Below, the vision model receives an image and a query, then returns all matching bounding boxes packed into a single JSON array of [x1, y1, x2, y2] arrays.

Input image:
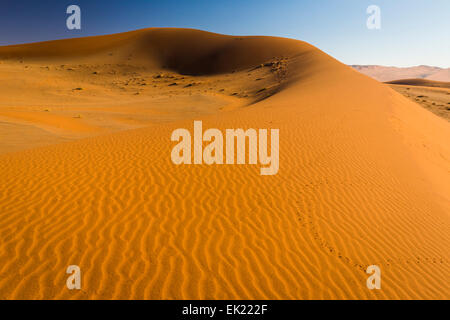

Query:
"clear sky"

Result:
[[0, 0, 448, 67]]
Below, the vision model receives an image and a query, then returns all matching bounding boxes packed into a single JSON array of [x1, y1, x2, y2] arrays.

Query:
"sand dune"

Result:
[[0, 28, 449, 299], [426, 69, 450, 82], [385, 78, 450, 89], [351, 65, 450, 82]]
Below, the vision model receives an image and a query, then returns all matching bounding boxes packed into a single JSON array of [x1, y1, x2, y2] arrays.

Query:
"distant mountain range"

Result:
[[350, 65, 450, 82]]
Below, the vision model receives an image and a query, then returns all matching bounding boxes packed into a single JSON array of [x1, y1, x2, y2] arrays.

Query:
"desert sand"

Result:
[[386, 79, 450, 121], [0, 28, 449, 299]]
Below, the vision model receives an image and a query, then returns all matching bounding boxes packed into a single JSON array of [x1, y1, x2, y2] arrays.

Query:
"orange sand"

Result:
[[0, 28, 449, 299]]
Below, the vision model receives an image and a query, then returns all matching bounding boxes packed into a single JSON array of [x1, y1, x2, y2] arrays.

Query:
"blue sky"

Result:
[[0, 0, 448, 67]]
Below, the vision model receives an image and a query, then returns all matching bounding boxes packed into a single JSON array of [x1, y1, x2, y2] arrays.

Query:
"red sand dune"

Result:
[[0, 28, 449, 299]]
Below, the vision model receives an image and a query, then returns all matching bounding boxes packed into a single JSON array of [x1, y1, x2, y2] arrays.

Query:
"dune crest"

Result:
[[385, 78, 450, 88], [0, 29, 449, 299]]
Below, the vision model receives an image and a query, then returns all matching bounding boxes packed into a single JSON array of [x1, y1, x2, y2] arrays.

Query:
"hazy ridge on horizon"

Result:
[[351, 64, 450, 82]]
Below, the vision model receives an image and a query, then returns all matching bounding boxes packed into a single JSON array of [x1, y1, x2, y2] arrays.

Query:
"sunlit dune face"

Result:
[[0, 29, 449, 300]]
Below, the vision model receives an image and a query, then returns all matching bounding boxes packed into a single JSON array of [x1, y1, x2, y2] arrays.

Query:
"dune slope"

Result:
[[0, 29, 449, 299]]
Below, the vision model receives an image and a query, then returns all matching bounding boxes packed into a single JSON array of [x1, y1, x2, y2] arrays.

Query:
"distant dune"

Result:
[[351, 65, 450, 82], [0, 28, 449, 299], [426, 68, 450, 82], [385, 78, 450, 89]]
